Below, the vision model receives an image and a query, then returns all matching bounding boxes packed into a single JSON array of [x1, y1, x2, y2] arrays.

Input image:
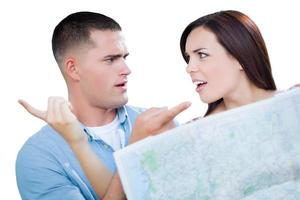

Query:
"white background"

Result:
[[1, 0, 299, 199]]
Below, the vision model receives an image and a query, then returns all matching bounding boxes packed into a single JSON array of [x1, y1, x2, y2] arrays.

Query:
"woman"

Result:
[[19, 10, 297, 199], [181, 10, 277, 117]]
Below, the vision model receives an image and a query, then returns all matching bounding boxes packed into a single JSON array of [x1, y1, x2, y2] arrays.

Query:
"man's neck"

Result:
[[69, 97, 117, 127]]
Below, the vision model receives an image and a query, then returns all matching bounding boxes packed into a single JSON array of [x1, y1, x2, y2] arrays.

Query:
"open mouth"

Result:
[[115, 81, 128, 91], [193, 80, 207, 91], [115, 79, 128, 87], [115, 82, 126, 87]]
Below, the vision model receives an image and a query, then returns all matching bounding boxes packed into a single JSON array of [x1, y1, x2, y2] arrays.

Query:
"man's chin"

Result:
[[112, 97, 128, 108]]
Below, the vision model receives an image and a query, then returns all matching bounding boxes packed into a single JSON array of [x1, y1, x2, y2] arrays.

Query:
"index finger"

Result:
[[159, 101, 191, 124], [18, 99, 46, 121]]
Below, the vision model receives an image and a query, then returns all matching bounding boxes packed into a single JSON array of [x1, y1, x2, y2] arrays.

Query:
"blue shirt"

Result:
[[16, 105, 144, 200]]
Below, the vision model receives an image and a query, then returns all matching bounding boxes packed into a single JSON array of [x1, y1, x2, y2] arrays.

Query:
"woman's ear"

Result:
[[235, 60, 244, 71], [64, 57, 80, 81], [230, 55, 244, 71]]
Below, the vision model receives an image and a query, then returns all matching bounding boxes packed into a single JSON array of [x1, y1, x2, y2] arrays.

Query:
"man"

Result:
[[16, 11, 189, 200], [16, 11, 139, 200]]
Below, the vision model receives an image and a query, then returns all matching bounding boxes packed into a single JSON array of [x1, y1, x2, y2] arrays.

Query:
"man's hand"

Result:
[[18, 97, 87, 145], [129, 101, 191, 144]]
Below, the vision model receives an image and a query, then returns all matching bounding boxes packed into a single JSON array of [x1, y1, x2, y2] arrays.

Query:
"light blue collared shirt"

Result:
[[16, 105, 144, 200]]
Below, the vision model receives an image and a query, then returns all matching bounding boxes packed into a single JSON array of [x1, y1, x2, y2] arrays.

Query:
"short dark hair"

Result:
[[180, 10, 276, 116], [52, 11, 121, 65]]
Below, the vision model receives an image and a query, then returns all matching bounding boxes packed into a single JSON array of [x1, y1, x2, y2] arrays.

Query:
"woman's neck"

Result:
[[223, 87, 276, 110], [211, 86, 276, 115]]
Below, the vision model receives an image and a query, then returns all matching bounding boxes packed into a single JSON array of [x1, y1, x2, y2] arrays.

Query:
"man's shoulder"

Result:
[[17, 125, 67, 162], [20, 125, 60, 147], [15, 126, 89, 200]]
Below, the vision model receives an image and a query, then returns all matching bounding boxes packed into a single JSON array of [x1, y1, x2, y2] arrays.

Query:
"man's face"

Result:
[[76, 30, 131, 109]]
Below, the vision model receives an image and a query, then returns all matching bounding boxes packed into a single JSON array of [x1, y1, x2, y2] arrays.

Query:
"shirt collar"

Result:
[[81, 105, 129, 141], [116, 105, 128, 124]]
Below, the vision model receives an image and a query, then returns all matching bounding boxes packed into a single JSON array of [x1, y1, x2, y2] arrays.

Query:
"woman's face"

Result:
[[185, 27, 243, 103]]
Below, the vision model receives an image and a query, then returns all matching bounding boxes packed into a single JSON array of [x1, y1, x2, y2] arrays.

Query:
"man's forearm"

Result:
[[103, 173, 126, 200], [70, 140, 113, 198]]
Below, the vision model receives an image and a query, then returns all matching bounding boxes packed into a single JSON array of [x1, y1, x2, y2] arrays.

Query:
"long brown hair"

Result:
[[180, 10, 276, 116]]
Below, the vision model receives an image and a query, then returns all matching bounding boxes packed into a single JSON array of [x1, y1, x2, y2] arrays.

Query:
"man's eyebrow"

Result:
[[103, 53, 129, 59]]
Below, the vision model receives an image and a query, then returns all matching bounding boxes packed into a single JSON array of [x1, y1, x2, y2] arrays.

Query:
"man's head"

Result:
[[52, 11, 122, 67], [52, 11, 131, 110]]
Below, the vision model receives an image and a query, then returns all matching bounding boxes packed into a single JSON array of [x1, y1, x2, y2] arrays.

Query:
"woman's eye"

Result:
[[198, 52, 208, 59]]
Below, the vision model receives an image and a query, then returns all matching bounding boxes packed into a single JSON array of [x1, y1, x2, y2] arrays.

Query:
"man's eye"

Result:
[[105, 58, 115, 63]]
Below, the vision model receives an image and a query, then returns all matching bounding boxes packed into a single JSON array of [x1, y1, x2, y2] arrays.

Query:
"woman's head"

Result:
[[180, 10, 276, 115]]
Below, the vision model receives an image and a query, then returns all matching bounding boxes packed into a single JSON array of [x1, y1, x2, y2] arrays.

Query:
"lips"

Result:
[[115, 82, 127, 87], [114, 80, 128, 92], [115, 80, 127, 87], [192, 79, 207, 92]]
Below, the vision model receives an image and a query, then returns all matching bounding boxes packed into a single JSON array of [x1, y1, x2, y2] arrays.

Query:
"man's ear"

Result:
[[64, 57, 80, 81]]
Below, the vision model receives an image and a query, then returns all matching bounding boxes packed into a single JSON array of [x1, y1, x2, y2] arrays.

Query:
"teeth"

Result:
[[193, 80, 206, 86]]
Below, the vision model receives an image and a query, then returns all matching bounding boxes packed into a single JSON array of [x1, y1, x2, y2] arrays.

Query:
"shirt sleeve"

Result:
[[16, 142, 89, 200]]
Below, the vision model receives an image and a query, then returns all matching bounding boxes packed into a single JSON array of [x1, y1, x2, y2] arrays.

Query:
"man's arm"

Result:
[[19, 97, 190, 199], [18, 97, 113, 198], [102, 102, 192, 199]]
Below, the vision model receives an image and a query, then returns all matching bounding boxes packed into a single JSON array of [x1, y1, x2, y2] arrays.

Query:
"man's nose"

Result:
[[120, 61, 131, 76]]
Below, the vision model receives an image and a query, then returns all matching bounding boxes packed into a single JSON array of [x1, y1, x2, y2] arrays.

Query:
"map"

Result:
[[114, 89, 300, 200]]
